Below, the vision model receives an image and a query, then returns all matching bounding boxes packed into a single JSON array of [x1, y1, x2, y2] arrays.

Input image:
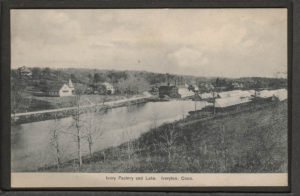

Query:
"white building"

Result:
[[103, 82, 115, 95], [44, 79, 75, 97], [199, 92, 215, 99], [274, 89, 288, 101], [215, 96, 252, 108], [68, 79, 75, 94], [178, 88, 194, 98], [217, 90, 255, 99], [18, 66, 32, 77], [257, 89, 287, 101], [192, 84, 199, 92]]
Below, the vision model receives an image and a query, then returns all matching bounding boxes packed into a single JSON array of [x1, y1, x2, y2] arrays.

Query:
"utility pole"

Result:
[[194, 94, 197, 112], [222, 124, 227, 172], [213, 91, 216, 115]]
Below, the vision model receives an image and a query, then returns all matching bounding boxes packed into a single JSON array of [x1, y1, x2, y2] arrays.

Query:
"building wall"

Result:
[[159, 86, 180, 98], [45, 91, 59, 97], [103, 83, 115, 94], [59, 84, 73, 97], [107, 86, 115, 94]]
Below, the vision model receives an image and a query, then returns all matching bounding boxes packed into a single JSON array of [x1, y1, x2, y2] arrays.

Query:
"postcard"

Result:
[[10, 8, 288, 188]]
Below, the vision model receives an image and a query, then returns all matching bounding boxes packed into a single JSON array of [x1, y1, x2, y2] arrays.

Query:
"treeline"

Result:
[[199, 77, 287, 92], [11, 67, 287, 109], [12, 67, 287, 92], [11, 68, 187, 95], [234, 77, 287, 90]]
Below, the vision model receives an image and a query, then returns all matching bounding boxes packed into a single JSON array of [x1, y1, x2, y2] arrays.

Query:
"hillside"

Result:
[[40, 100, 288, 173], [11, 67, 287, 113]]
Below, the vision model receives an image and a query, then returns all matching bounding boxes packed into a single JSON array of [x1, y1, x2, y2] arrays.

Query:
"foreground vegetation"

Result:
[[40, 100, 288, 173]]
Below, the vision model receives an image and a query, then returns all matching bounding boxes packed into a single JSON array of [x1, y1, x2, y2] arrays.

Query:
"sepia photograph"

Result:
[[10, 8, 288, 187]]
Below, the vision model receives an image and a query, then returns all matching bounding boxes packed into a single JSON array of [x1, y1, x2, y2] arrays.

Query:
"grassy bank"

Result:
[[12, 92, 149, 114], [41, 101, 288, 173], [11, 96, 156, 125]]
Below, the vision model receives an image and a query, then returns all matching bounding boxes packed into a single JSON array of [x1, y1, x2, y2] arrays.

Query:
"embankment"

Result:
[[40, 100, 288, 173], [11, 97, 158, 125]]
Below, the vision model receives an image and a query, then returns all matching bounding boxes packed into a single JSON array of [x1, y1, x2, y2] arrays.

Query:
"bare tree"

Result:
[[101, 91, 108, 106], [193, 92, 201, 113], [150, 108, 159, 130], [121, 128, 136, 161], [180, 103, 185, 120], [120, 115, 139, 161], [116, 75, 150, 96], [49, 116, 62, 169], [71, 94, 83, 168], [155, 123, 179, 162], [194, 96, 197, 112], [86, 133, 93, 158], [220, 124, 227, 172], [82, 113, 104, 158], [69, 85, 89, 168], [213, 91, 217, 115], [11, 81, 32, 114]]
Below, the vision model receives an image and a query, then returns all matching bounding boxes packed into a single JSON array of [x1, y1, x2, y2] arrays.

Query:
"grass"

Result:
[[12, 93, 145, 113], [41, 100, 288, 173]]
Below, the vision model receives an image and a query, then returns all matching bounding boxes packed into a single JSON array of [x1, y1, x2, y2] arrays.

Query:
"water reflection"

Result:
[[11, 100, 208, 171]]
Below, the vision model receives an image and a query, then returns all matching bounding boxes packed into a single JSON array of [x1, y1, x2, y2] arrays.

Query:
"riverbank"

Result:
[[11, 95, 159, 125], [39, 100, 288, 173]]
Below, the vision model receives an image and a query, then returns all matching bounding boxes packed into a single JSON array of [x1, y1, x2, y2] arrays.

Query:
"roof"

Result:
[[257, 89, 281, 98], [192, 85, 199, 91], [43, 82, 66, 92], [103, 82, 114, 88], [178, 88, 194, 98], [18, 66, 31, 73], [274, 89, 287, 101], [218, 90, 242, 98], [257, 89, 287, 101], [215, 96, 251, 108], [159, 85, 178, 90], [218, 90, 254, 98], [68, 79, 74, 88], [199, 92, 214, 99]]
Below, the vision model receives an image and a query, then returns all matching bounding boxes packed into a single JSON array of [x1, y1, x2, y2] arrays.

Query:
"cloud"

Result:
[[11, 9, 287, 78], [167, 47, 208, 68]]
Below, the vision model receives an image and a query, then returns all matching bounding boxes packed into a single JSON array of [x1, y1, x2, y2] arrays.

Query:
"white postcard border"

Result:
[[11, 173, 288, 188]]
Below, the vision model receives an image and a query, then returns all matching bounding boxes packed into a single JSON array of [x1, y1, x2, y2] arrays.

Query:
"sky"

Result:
[[11, 9, 287, 78]]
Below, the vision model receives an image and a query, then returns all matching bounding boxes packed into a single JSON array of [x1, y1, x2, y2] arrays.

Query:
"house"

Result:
[[103, 82, 115, 95], [192, 85, 199, 92], [187, 84, 199, 92], [18, 66, 32, 78], [43, 79, 75, 97], [150, 85, 159, 95], [232, 82, 244, 89], [274, 89, 287, 101], [256, 89, 287, 101], [68, 79, 75, 94], [87, 82, 115, 95], [198, 83, 215, 93], [199, 92, 215, 99], [159, 85, 181, 98], [178, 87, 194, 98]]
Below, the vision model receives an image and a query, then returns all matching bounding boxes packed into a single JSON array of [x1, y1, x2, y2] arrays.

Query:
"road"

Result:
[[11, 94, 152, 117]]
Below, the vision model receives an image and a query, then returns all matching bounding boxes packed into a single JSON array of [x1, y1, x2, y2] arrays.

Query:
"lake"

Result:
[[11, 100, 210, 171]]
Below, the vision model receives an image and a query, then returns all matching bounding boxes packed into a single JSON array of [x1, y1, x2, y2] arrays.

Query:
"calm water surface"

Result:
[[11, 100, 210, 171]]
